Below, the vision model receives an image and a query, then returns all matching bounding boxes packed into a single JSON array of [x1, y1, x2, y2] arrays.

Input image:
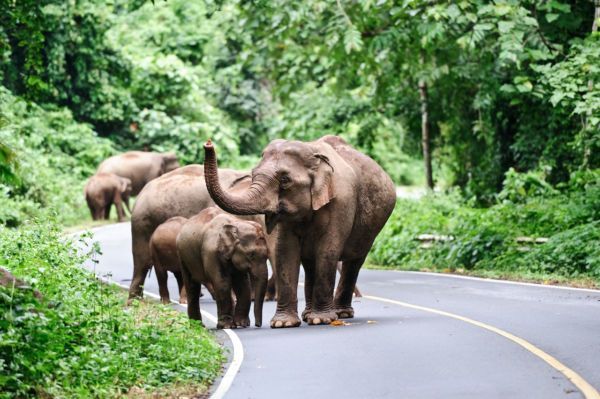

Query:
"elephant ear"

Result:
[[310, 153, 335, 211], [217, 224, 239, 261]]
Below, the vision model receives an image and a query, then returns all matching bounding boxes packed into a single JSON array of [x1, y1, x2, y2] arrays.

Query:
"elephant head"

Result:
[[204, 139, 335, 234], [217, 220, 269, 327], [161, 153, 180, 174]]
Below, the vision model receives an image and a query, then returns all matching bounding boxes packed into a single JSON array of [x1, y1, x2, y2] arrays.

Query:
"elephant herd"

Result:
[[85, 135, 395, 329]]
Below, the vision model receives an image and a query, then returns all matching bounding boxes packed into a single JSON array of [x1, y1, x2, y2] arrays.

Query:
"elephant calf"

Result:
[[177, 207, 268, 329], [84, 173, 132, 222], [149, 216, 189, 304]]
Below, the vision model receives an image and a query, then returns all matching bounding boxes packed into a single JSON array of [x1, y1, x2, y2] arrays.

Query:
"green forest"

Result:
[[1, 0, 599, 397]]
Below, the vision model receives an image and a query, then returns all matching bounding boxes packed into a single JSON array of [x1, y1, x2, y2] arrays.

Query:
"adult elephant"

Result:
[[97, 151, 180, 195], [127, 165, 277, 302], [203, 135, 396, 328]]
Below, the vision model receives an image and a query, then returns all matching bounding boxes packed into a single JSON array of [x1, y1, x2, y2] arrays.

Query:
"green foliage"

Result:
[[221, 0, 598, 198], [0, 0, 137, 135], [0, 222, 223, 398], [0, 87, 114, 226], [370, 169, 600, 279]]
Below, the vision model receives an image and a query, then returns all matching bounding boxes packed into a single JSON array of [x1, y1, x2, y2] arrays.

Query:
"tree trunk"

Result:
[[418, 78, 434, 190]]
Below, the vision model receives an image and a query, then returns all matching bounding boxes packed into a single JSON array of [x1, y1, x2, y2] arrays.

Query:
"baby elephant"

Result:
[[177, 207, 268, 329], [85, 173, 132, 222], [149, 217, 189, 304]]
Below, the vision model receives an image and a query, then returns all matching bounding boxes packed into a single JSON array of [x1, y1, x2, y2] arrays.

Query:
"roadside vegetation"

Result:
[[371, 169, 600, 286], [0, 0, 599, 396], [0, 223, 223, 398]]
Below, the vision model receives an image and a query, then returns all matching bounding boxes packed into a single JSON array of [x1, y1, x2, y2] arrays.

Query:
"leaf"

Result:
[[446, 4, 461, 20], [545, 13, 559, 23], [498, 21, 514, 34], [344, 25, 363, 54], [330, 320, 351, 326]]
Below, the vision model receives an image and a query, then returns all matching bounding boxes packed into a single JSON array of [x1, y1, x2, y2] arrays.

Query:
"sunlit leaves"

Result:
[[344, 25, 363, 53]]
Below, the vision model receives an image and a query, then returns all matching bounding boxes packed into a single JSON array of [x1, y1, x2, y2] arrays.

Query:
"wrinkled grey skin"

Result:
[[177, 207, 269, 329], [149, 216, 189, 304], [127, 165, 277, 302], [97, 151, 180, 195], [84, 173, 132, 222], [203, 135, 395, 328]]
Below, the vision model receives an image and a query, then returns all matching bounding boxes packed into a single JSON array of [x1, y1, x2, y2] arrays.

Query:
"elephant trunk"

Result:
[[252, 264, 268, 327], [204, 140, 272, 215]]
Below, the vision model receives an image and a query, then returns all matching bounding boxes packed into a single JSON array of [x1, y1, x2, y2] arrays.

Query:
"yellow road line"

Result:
[[363, 294, 600, 399]]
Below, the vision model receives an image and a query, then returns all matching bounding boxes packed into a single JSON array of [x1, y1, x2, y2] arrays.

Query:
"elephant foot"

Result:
[[335, 306, 354, 319], [217, 316, 236, 329], [301, 306, 312, 322], [270, 312, 301, 328], [305, 310, 338, 325], [125, 296, 141, 307], [160, 297, 170, 305], [234, 316, 250, 328]]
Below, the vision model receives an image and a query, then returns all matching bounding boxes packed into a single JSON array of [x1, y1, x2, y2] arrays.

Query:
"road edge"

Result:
[[69, 223, 243, 399], [378, 269, 600, 293]]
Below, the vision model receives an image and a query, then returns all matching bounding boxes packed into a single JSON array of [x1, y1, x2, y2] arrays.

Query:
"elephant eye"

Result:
[[280, 175, 291, 187]]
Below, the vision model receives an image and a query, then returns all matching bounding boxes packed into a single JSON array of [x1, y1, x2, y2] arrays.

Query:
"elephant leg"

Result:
[[215, 285, 236, 329], [301, 258, 316, 322], [333, 256, 366, 318], [266, 275, 276, 301], [232, 272, 251, 328], [265, 237, 277, 301], [124, 196, 132, 215], [304, 253, 339, 325], [271, 229, 302, 328], [155, 266, 170, 304], [104, 202, 112, 220], [336, 261, 362, 297], [174, 272, 187, 304], [204, 282, 216, 300], [113, 192, 126, 222], [181, 264, 202, 322], [127, 231, 152, 302]]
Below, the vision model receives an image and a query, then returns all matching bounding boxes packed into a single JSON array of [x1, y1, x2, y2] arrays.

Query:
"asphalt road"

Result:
[[80, 222, 600, 399]]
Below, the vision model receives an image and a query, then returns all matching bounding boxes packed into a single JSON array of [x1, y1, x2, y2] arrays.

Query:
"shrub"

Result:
[[0, 222, 223, 398], [370, 169, 600, 280]]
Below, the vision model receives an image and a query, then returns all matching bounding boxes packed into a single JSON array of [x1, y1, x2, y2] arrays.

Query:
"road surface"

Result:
[[81, 222, 600, 399]]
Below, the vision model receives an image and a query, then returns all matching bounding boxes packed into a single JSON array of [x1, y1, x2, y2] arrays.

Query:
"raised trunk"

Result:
[[204, 141, 271, 215], [252, 266, 268, 327]]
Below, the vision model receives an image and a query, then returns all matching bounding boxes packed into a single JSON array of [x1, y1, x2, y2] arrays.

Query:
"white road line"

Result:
[[364, 294, 600, 399], [109, 279, 244, 399], [378, 269, 600, 294], [70, 225, 243, 399]]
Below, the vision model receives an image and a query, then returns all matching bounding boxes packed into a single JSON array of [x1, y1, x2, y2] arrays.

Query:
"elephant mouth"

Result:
[[265, 212, 280, 234]]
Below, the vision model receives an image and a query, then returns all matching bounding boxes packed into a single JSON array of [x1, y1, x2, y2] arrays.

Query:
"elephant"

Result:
[[203, 135, 396, 328], [177, 207, 269, 328], [337, 262, 362, 298], [84, 173, 132, 222], [127, 165, 277, 302], [97, 151, 180, 195], [149, 216, 189, 304]]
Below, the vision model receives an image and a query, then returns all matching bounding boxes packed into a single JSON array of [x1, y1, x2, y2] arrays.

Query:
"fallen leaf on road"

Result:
[[330, 320, 351, 326], [367, 320, 377, 324]]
